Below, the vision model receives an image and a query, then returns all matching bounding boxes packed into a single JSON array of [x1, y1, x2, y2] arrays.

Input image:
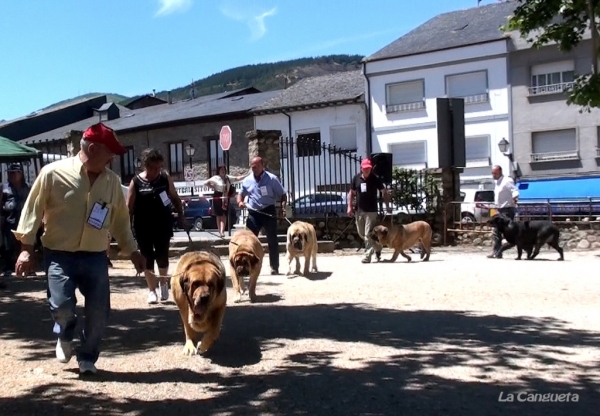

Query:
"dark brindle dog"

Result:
[[488, 214, 564, 261]]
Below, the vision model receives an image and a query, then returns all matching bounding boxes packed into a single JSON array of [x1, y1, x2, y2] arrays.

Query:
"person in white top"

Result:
[[488, 165, 519, 258], [205, 165, 248, 237]]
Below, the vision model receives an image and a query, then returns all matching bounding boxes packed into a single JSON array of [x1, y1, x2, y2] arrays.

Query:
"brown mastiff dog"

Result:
[[370, 221, 432, 263], [286, 220, 318, 276], [228, 229, 264, 303], [171, 251, 227, 356]]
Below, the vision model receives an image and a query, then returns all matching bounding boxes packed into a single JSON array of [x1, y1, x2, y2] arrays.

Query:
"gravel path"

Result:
[[1, 247, 599, 415]]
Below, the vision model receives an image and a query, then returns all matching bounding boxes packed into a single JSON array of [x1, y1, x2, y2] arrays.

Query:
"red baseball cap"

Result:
[[82, 123, 127, 156], [361, 158, 373, 169]]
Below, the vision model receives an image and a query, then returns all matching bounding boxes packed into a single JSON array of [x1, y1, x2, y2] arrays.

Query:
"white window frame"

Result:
[[329, 124, 357, 152], [465, 135, 491, 168], [121, 146, 135, 176], [169, 142, 184, 174], [529, 60, 575, 96], [388, 140, 428, 170], [445, 70, 489, 105], [385, 79, 425, 113], [530, 128, 579, 163]]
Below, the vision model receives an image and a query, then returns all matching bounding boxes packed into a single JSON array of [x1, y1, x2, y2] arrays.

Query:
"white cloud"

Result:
[[220, 5, 277, 41], [155, 0, 192, 17]]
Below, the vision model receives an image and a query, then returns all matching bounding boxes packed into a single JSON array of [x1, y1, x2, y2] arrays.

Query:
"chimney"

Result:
[[152, 89, 156, 97], [167, 91, 172, 104]]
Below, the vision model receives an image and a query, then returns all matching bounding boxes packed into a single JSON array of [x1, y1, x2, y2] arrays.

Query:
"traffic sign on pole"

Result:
[[219, 125, 232, 151]]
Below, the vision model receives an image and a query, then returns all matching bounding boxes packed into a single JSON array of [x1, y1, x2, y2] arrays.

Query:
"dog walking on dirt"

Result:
[[370, 220, 432, 263]]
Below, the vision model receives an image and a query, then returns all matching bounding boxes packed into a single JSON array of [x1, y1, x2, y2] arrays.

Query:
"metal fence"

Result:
[[279, 136, 362, 218]]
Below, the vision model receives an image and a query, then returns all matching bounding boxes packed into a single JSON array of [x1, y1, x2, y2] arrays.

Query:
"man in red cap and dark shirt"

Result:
[[348, 158, 391, 263], [13, 122, 145, 375]]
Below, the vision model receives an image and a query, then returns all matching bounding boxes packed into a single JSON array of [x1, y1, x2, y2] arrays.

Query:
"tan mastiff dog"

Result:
[[171, 251, 227, 356], [285, 220, 318, 276], [370, 221, 432, 263], [228, 229, 264, 303]]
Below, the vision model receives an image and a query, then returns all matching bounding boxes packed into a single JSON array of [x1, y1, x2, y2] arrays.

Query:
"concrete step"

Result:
[[205, 240, 335, 257], [170, 233, 288, 248]]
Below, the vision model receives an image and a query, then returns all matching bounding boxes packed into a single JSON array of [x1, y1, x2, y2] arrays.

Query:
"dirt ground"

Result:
[[0, 246, 599, 416]]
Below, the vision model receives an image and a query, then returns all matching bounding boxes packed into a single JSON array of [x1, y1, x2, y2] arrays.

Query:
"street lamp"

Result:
[[185, 144, 195, 196], [497, 137, 510, 154], [497, 137, 517, 181]]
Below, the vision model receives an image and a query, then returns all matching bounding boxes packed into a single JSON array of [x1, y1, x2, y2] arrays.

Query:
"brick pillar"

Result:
[[246, 129, 282, 177], [65, 130, 83, 157]]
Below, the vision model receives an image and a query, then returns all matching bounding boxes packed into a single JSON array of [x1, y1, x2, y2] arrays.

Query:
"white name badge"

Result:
[[87, 202, 109, 230], [360, 183, 367, 193], [159, 191, 171, 206], [260, 186, 268, 196]]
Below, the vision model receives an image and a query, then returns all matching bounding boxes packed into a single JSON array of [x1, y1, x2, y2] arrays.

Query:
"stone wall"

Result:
[[453, 221, 600, 250]]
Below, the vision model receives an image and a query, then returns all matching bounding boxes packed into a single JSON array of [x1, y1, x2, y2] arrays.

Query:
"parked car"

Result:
[[460, 189, 496, 223], [182, 197, 214, 231], [290, 191, 348, 218]]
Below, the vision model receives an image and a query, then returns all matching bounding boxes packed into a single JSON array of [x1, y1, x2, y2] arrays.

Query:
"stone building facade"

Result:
[[112, 116, 255, 183]]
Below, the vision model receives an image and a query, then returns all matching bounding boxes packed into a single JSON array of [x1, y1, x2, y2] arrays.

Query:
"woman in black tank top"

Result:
[[126, 148, 185, 305]]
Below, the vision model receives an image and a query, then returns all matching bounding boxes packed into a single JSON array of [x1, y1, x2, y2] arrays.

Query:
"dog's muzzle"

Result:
[[293, 238, 303, 251], [193, 293, 210, 317], [235, 264, 250, 276]]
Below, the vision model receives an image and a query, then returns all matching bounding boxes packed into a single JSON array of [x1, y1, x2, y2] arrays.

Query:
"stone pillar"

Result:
[[246, 129, 282, 177], [64, 130, 83, 157]]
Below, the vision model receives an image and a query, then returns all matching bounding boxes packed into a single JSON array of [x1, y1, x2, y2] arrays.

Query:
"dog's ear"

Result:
[[302, 233, 308, 242], [179, 274, 190, 293], [215, 274, 225, 294], [249, 254, 260, 266], [382, 228, 388, 235]]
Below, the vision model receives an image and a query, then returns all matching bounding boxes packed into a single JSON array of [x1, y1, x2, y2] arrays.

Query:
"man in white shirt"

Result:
[[488, 165, 519, 259]]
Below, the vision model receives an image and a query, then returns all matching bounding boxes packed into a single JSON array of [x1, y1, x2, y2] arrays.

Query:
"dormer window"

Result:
[[93, 102, 120, 122]]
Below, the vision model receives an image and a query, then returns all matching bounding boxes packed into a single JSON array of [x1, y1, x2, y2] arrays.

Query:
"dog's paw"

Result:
[[249, 292, 257, 303], [233, 293, 242, 303], [286, 270, 293, 276], [515, 257, 521, 260], [197, 341, 210, 354], [182, 340, 197, 356], [311, 267, 318, 273], [557, 257, 564, 261]]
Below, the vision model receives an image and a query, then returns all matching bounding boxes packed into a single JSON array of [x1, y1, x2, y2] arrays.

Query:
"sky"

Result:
[[0, 0, 497, 122]]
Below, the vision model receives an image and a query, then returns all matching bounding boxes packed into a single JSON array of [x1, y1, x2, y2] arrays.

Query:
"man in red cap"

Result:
[[13, 122, 145, 375], [348, 158, 391, 263]]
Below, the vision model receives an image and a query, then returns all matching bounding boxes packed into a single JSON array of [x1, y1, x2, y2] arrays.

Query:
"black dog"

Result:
[[488, 214, 564, 261]]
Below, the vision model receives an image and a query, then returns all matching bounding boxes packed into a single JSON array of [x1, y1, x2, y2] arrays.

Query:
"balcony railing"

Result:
[[528, 82, 574, 96], [530, 150, 579, 163], [386, 100, 425, 113]]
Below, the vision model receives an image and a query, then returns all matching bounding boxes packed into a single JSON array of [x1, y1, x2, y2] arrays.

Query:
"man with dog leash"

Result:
[[237, 156, 287, 275], [13, 123, 145, 375], [348, 158, 391, 264], [488, 165, 519, 259]]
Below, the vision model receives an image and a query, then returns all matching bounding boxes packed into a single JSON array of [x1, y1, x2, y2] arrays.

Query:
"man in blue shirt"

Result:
[[238, 157, 287, 275]]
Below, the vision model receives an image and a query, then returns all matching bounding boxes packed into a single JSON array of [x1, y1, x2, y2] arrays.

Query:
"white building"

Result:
[[252, 70, 367, 199], [363, 2, 516, 190]]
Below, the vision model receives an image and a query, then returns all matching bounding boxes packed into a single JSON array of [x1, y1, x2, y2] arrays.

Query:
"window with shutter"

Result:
[[465, 136, 491, 167], [120, 146, 136, 183], [169, 142, 184, 174], [330, 125, 357, 151], [386, 80, 425, 113], [530, 129, 579, 162], [389, 141, 427, 169], [446, 71, 488, 104]]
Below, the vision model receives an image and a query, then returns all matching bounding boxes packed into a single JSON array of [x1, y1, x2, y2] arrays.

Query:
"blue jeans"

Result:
[[246, 205, 279, 271], [44, 248, 110, 364]]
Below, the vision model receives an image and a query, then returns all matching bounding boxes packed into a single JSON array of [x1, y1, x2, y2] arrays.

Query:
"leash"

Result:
[[246, 206, 293, 225]]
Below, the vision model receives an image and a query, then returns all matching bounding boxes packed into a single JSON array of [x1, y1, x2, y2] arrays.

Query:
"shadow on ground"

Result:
[[1, 277, 599, 415]]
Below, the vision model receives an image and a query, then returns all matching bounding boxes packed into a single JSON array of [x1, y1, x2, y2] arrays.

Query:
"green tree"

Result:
[[502, 0, 600, 112]]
